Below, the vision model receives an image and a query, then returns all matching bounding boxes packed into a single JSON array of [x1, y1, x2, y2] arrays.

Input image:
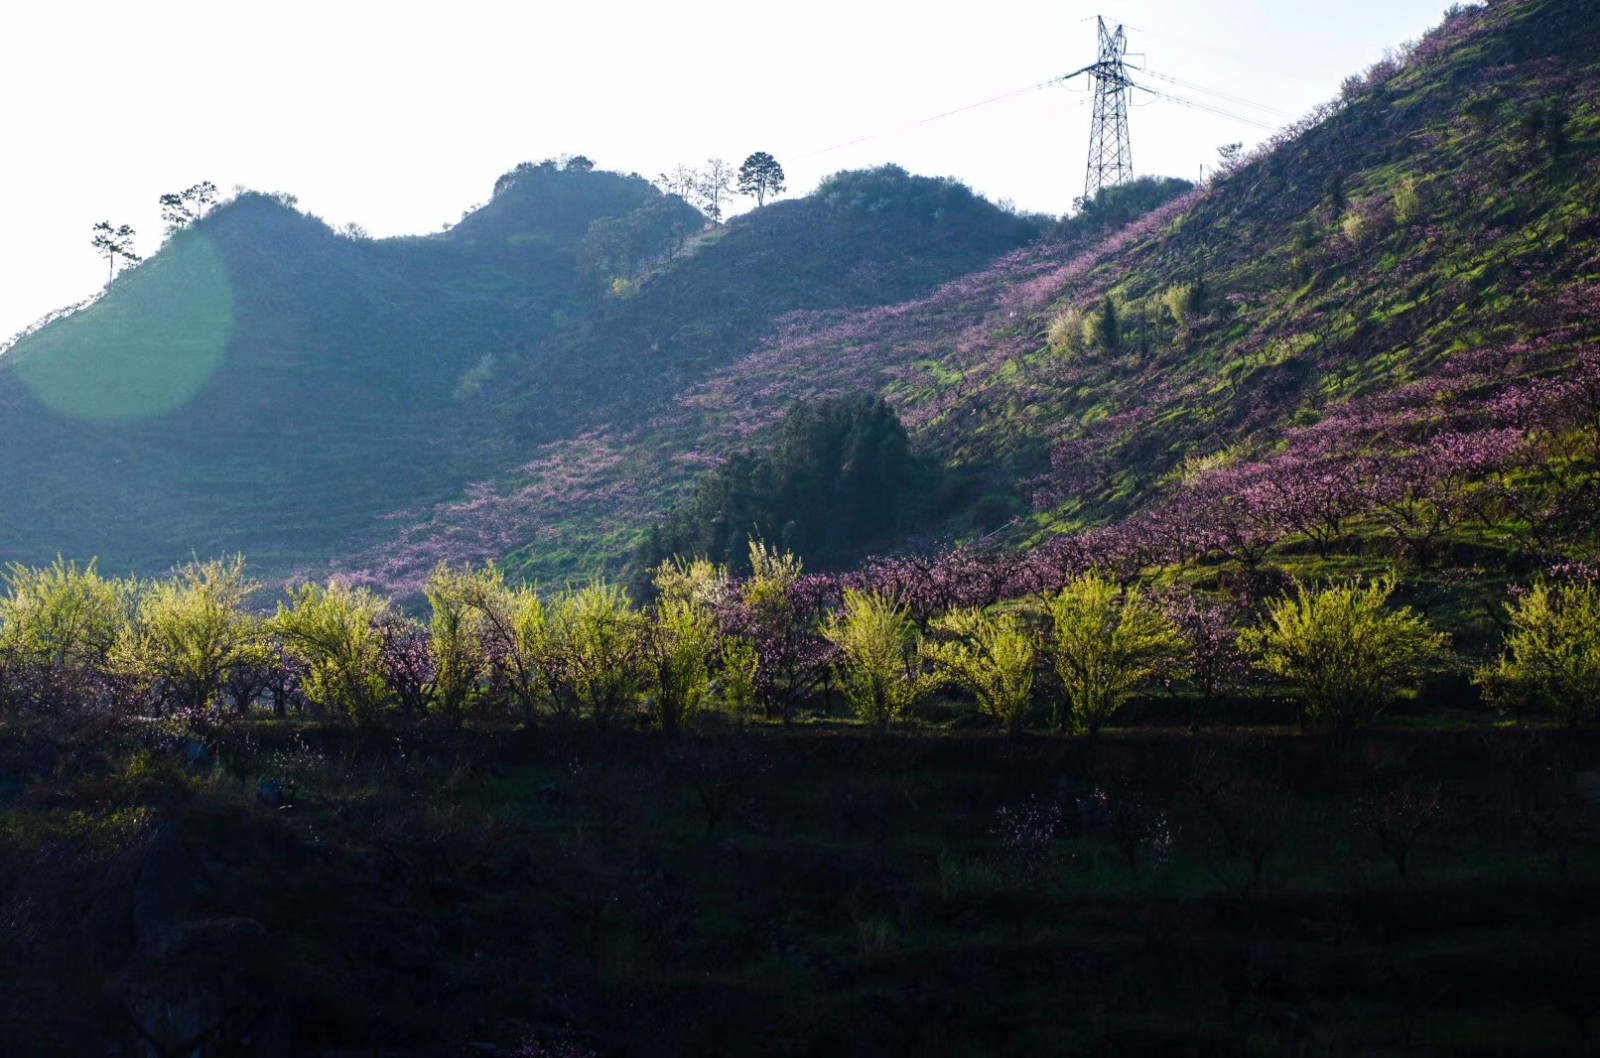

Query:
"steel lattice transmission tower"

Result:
[[1083, 16, 1134, 202]]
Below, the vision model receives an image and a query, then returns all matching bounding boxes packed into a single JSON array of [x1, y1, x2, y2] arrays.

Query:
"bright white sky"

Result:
[[1, 0, 1464, 342]]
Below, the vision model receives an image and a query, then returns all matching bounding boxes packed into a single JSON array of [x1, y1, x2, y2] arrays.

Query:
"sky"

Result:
[[0, 0, 1467, 343]]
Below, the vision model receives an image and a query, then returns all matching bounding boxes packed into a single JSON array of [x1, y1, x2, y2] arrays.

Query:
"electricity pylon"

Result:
[[1082, 16, 1134, 202]]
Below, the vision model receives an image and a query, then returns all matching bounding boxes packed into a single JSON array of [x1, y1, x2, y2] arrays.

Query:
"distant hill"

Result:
[[495, 164, 1043, 445], [0, 162, 1040, 578]]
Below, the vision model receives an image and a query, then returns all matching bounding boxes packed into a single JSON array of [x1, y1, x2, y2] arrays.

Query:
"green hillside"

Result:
[[887, 0, 1600, 523], [0, 164, 1038, 577], [4, 0, 1595, 599], [499, 166, 1043, 446], [0, 168, 655, 571], [358, 0, 1599, 594]]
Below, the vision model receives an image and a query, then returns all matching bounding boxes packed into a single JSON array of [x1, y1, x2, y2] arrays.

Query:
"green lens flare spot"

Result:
[[12, 232, 234, 421]]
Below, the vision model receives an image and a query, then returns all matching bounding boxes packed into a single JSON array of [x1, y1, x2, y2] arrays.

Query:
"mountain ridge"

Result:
[[0, 163, 1039, 579]]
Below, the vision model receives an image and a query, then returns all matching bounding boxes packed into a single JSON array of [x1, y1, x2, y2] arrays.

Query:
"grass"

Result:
[[2, 706, 1597, 1055]]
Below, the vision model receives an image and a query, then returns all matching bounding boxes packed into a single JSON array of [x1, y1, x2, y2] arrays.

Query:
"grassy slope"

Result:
[[364, 0, 1600, 594], [498, 168, 1043, 446], [756, 0, 1600, 543], [907, 0, 1600, 528], [361, 3, 1586, 591], [346, 171, 1047, 591]]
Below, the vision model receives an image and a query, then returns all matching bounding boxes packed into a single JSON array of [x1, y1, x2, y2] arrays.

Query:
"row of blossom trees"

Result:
[[1, 545, 1595, 736]]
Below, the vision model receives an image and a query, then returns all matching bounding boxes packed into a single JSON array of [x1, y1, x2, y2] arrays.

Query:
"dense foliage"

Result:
[[822, 589, 925, 735], [1240, 576, 1450, 731], [9, 545, 1599, 737], [1042, 571, 1182, 735], [640, 394, 937, 573], [923, 607, 1036, 735], [1476, 577, 1600, 723], [1059, 175, 1196, 238]]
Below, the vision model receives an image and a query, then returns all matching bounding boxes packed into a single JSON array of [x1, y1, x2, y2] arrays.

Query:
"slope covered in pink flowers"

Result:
[[354, 0, 1600, 595]]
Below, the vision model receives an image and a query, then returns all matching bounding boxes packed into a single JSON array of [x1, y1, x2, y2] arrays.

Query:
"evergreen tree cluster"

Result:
[[642, 394, 936, 572], [1060, 176, 1195, 238]]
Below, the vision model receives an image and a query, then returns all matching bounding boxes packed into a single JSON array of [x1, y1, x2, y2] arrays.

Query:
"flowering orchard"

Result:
[[9, 535, 1600, 737], [341, 0, 1600, 608]]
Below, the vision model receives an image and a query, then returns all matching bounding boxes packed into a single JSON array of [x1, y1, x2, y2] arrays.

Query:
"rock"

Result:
[[1575, 770, 1600, 809], [116, 918, 277, 1058], [80, 828, 285, 1056], [82, 824, 200, 974]]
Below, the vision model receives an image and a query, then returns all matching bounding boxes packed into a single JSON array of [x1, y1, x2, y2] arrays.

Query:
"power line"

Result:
[[1112, 20, 1332, 91], [1138, 68, 1294, 118], [1127, 80, 1280, 132], [782, 21, 1287, 184], [789, 79, 1059, 162]]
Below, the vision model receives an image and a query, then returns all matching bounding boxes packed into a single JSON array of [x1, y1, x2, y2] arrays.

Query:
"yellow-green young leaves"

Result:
[[1240, 577, 1448, 731], [450, 566, 565, 726], [1043, 571, 1181, 735], [0, 556, 133, 676], [652, 556, 732, 610], [743, 539, 803, 622], [643, 597, 717, 734], [1045, 306, 1086, 359], [1474, 579, 1600, 724], [1164, 282, 1200, 329], [718, 637, 761, 728], [648, 558, 733, 732], [824, 589, 925, 734], [271, 580, 391, 726], [424, 563, 493, 723], [924, 609, 1036, 735], [564, 582, 648, 730], [115, 555, 262, 712]]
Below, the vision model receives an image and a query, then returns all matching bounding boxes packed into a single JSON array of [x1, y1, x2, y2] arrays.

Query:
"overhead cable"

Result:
[[789, 79, 1060, 161], [1138, 68, 1295, 118]]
